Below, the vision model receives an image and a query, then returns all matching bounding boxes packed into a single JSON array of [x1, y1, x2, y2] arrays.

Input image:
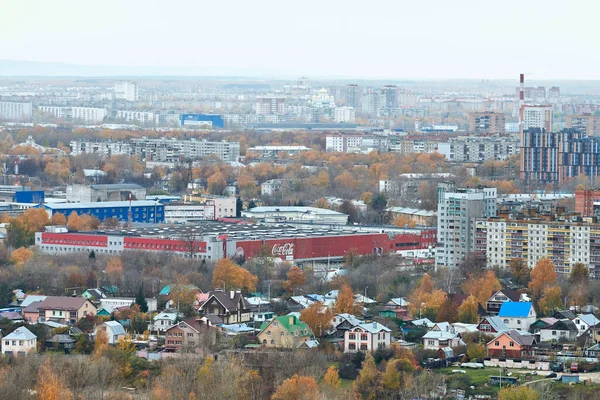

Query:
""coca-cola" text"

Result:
[[272, 243, 294, 256]]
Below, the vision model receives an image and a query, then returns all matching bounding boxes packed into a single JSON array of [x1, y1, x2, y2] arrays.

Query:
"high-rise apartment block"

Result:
[[344, 84, 361, 108], [255, 96, 286, 115], [334, 107, 356, 123], [71, 107, 108, 123], [448, 136, 518, 162], [521, 129, 600, 184], [325, 134, 387, 154], [520, 105, 553, 132], [436, 183, 497, 269], [566, 114, 600, 137], [475, 216, 600, 277], [468, 112, 506, 134], [114, 82, 139, 101], [0, 101, 32, 121]]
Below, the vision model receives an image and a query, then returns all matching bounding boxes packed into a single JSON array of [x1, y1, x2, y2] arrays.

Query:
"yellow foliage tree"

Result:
[[283, 266, 306, 294], [498, 386, 539, 400], [92, 328, 109, 359], [323, 366, 341, 388], [392, 215, 416, 228], [51, 212, 67, 226], [529, 258, 557, 300], [539, 286, 563, 316], [462, 270, 502, 306], [271, 374, 320, 400], [19, 208, 50, 232], [212, 258, 257, 292], [300, 301, 333, 338], [382, 358, 401, 391], [457, 295, 480, 324], [409, 274, 447, 318], [67, 211, 85, 230], [106, 257, 124, 285], [314, 197, 330, 209], [11, 247, 33, 266], [36, 359, 73, 400], [335, 283, 358, 314], [353, 353, 380, 400]]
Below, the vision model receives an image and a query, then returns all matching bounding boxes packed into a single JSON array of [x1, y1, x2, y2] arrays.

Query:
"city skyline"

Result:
[[2, 0, 599, 79]]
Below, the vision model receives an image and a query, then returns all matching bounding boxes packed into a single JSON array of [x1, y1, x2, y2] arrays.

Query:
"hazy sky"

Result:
[[2, 0, 599, 79]]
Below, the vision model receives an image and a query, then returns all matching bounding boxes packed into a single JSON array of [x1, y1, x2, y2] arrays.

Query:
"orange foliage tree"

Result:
[[335, 283, 358, 314], [271, 374, 320, 400], [408, 274, 447, 319], [67, 211, 84, 230], [462, 270, 502, 306], [11, 247, 33, 266], [300, 301, 333, 338], [212, 258, 257, 292], [539, 286, 562, 316], [283, 266, 306, 294], [323, 366, 341, 388], [528, 258, 557, 300], [19, 208, 50, 233], [36, 360, 73, 400], [51, 212, 67, 225], [105, 257, 124, 285]]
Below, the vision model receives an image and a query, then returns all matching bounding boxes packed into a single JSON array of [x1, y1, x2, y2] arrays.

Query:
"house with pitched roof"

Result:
[[258, 313, 312, 348], [422, 330, 463, 350], [37, 296, 97, 325], [94, 321, 126, 344], [497, 302, 536, 332], [477, 316, 510, 335], [486, 289, 524, 315], [1, 327, 37, 356], [573, 314, 600, 336], [198, 290, 252, 324], [344, 321, 392, 353], [149, 312, 178, 333], [539, 320, 578, 343], [164, 319, 217, 352], [487, 330, 536, 358]]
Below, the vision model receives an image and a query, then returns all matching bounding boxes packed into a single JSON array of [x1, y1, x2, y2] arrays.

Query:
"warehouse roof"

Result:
[[244, 206, 345, 216], [44, 200, 161, 209], [89, 184, 144, 190]]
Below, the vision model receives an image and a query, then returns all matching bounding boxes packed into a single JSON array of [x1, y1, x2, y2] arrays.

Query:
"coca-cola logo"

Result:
[[272, 243, 294, 256]]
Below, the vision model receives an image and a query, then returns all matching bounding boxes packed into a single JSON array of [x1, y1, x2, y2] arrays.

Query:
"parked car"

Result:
[[547, 372, 557, 379], [570, 363, 579, 373]]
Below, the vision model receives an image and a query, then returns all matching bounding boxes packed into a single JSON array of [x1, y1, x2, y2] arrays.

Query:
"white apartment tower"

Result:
[[0, 101, 33, 121], [436, 183, 497, 269], [256, 96, 286, 115], [521, 105, 553, 132], [114, 82, 139, 102]]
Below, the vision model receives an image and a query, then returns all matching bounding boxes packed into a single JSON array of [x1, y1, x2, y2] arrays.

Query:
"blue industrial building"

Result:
[[14, 190, 45, 203], [180, 114, 224, 129], [44, 200, 164, 223]]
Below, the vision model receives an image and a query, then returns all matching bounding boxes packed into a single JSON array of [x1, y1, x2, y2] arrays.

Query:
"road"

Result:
[[513, 369, 600, 384]]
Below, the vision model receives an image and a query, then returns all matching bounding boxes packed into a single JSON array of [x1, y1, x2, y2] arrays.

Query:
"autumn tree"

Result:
[[436, 297, 458, 323], [382, 358, 401, 392], [36, 359, 73, 400], [353, 353, 380, 400], [462, 270, 502, 306], [10, 247, 33, 266], [569, 263, 590, 308], [283, 266, 306, 294], [169, 277, 198, 316], [300, 301, 333, 337], [392, 215, 416, 228], [51, 212, 67, 226], [529, 258, 557, 300], [323, 366, 341, 388], [335, 283, 358, 315], [92, 327, 109, 359], [271, 374, 320, 400], [457, 295, 480, 324], [207, 172, 227, 195], [539, 286, 563, 316], [19, 207, 50, 233], [212, 258, 257, 292], [509, 258, 530, 286], [409, 274, 447, 320], [67, 211, 85, 230], [105, 257, 124, 286]]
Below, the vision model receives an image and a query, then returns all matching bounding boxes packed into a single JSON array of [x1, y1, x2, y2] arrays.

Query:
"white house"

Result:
[[1, 327, 37, 356], [422, 331, 463, 350], [538, 320, 578, 343], [94, 321, 126, 345], [344, 322, 391, 353], [573, 314, 600, 336], [99, 297, 158, 314], [497, 302, 536, 332], [149, 312, 178, 333]]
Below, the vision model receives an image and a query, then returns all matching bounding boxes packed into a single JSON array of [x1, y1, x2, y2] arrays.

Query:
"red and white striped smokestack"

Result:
[[519, 73, 524, 101]]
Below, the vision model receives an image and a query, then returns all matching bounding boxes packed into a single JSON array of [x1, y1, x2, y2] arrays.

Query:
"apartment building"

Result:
[[566, 114, 600, 137], [71, 107, 108, 123], [575, 188, 600, 217], [130, 137, 240, 162], [468, 112, 506, 134], [521, 105, 553, 132], [325, 134, 387, 154], [521, 128, 600, 184], [38, 105, 70, 119], [436, 183, 497, 269], [449, 136, 518, 162], [255, 96, 286, 115], [114, 81, 139, 102], [334, 106, 356, 123], [474, 215, 600, 277], [0, 101, 32, 121], [116, 110, 155, 124], [70, 140, 132, 157]]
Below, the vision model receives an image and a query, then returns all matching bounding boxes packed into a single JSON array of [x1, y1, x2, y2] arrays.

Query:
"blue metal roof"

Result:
[[498, 302, 532, 318]]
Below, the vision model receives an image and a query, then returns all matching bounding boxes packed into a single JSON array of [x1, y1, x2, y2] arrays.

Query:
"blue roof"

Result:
[[498, 302, 532, 318]]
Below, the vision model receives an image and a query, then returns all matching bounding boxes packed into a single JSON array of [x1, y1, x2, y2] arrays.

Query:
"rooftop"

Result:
[[4, 327, 36, 341], [44, 200, 160, 209], [498, 302, 532, 318], [244, 206, 345, 216]]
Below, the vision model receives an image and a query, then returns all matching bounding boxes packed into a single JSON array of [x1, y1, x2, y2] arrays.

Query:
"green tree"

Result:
[[353, 353, 380, 400], [498, 386, 539, 400], [135, 286, 149, 313]]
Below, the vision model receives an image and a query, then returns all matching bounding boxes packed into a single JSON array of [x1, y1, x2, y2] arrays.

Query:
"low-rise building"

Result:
[[1, 327, 37, 356], [497, 302, 536, 332], [36, 296, 97, 325], [486, 290, 524, 316], [165, 319, 216, 352], [539, 320, 578, 343], [149, 312, 178, 333], [487, 330, 536, 358], [198, 290, 252, 324], [258, 313, 312, 348], [94, 321, 126, 344], [422, 330, 463, 350], [242, 206, 348, 225], [344, 321, 392, 352], [573, 314, 600, 336], [66, 184, 147, 203]]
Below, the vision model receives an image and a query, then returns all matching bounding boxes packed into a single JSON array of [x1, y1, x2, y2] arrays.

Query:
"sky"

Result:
[[2, 0, 599, 79]]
